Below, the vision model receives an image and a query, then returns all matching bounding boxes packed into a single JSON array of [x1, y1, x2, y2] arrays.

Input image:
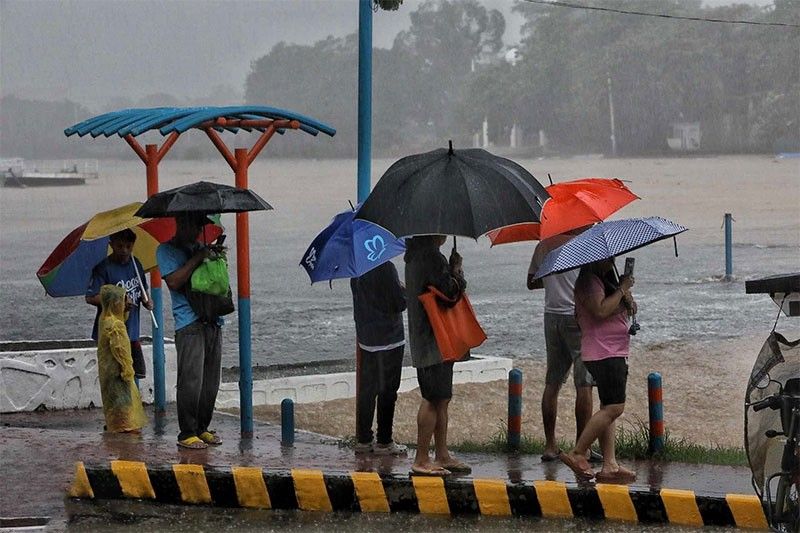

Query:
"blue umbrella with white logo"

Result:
[[533, 216, 688, 279], [300, 204, 406, 283]]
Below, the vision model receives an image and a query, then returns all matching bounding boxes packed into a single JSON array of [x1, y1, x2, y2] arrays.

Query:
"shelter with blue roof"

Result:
[[65, 106, 335, 436]]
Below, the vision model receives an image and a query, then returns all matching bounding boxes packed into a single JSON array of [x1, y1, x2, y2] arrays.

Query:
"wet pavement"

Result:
[[0, 404, 755, 528]]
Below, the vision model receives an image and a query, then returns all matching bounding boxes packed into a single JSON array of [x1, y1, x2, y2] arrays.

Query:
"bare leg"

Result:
[[432, 399, 450, 463], [541, 382, 561, 456], [598, 419, 618, 473], [575, 385, 594, 455], [564, 403, 624, 470], [413, 399, 438, 469]]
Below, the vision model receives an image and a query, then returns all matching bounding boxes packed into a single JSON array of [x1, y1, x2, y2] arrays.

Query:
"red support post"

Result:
[[235, 148, 251, 299]]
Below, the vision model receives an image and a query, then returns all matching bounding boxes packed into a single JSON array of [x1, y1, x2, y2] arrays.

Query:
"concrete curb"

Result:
[[68, 461, 769, 529]]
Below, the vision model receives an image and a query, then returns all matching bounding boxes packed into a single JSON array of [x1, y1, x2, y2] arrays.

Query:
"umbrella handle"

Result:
[[132, 259, 158, 330]]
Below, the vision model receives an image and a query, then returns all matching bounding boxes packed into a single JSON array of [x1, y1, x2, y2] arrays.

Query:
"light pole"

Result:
[[607, 72, 617, 157]]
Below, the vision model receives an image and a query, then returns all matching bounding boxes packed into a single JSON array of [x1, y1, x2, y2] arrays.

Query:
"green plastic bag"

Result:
[[191, 255, 230, 296]]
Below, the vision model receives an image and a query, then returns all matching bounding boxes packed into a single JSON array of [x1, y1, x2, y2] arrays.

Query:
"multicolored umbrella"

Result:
[[37, 202, 222, 297], [487, 178, 639, 245]]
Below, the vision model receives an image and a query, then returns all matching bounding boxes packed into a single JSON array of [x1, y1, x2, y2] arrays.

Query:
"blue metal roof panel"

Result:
[[65, 106, 335, 139]]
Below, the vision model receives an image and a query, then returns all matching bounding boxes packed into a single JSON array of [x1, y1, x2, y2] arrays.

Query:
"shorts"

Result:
[[130, 340, 146, 379], [544, 313, 593, 387], [584, 357, 628, 406], [416, 362, 454, 401]]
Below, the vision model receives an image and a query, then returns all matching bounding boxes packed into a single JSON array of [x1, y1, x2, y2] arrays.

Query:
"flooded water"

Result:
[[1, 155, 798, 368]]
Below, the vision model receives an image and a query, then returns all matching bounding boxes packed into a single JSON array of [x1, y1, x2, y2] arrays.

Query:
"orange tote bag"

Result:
[[418, 285, 487, 362]]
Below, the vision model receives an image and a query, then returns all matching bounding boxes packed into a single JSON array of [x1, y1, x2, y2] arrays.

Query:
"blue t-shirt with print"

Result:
[[87, 256, 148, 341], [157, 241, 200, 331]]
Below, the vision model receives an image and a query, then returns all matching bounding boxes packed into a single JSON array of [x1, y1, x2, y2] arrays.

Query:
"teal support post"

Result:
[[151, 286, 166, 413], [357, 0, 372, 203], [724, 213, 733, 281], [238, 297, 253, 437]]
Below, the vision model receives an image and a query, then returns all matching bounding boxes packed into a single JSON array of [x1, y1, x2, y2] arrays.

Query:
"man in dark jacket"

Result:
[[351, 260, 408, 455]]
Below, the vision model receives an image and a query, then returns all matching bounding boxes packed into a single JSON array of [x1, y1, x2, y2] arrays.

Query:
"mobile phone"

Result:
[[215, 234, 226, 246], [624, 257, 635, 277]]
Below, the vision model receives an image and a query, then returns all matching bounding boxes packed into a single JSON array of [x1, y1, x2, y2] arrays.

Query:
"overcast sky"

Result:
[[0, 0, 777, 109]]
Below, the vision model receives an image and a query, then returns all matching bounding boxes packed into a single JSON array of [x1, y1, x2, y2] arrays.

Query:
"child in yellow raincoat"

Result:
[[97, 285, 147, 432]]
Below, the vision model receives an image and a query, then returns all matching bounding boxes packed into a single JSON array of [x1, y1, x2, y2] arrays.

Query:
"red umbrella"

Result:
[[487, 178, 639, 245]]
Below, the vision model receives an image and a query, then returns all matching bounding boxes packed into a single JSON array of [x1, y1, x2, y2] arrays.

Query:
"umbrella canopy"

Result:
[[533, 216, 687, 279], [300, 206, 405, 283], [487, 178, 639, 245], [37, 202, 222, 297], [134, 181, 272, 217], [356, 144, 549, 239]]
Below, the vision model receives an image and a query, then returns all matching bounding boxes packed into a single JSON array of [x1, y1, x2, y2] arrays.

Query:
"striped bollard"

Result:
[[281, 398, 294, 447], [507, 369, 522, 450], [648, 372, 665, 454]]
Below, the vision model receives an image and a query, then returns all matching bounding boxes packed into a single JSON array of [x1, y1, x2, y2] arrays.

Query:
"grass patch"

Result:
[[449, 421, 747, 466]]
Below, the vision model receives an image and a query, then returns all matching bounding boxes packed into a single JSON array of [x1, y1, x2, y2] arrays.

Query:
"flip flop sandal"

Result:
[[541, 451, 562, 462], [411, 465, 451, 477], [558, 452, 595, 480], [439, 461, 472, 474], [177, 436, 208, 449], [198, 431, 222, 445], [596, 467, 636, 484]]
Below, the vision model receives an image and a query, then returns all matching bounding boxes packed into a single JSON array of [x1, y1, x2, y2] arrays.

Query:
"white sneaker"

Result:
[[373, 441, 408, 456], [354, 440, 373, 454]]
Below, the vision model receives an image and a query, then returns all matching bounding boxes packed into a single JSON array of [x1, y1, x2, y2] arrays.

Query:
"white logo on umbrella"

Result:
[[364, 235, 387, 262], [305, 247, 317, 270]]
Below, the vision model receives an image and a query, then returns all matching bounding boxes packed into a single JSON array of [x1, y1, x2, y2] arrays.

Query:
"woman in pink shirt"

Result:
[[559, 258, 637, 483]]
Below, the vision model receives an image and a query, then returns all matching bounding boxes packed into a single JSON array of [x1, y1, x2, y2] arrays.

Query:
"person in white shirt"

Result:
[[528, 229, 599, 463]]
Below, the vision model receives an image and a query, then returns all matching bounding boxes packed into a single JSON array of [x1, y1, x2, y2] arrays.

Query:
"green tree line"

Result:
[[3, 0, 797, 159], [244, 0, 798, 157]]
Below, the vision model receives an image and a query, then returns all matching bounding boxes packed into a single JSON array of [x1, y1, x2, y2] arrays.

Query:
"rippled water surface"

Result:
[[2, 155, 798, 367]]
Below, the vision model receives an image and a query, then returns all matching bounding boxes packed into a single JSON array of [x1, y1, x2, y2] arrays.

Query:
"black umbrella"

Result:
[[134, 181, 272, 217], [356, 143, 549, 239]]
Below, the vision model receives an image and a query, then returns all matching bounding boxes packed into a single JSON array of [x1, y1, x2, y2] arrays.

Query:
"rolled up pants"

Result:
[[175, 321, 222, 441]]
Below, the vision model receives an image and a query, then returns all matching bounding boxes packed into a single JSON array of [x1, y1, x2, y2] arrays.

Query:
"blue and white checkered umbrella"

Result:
[[533, 216, 688, 279]]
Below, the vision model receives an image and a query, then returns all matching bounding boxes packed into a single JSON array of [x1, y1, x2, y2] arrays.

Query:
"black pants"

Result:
[[175, 321, 222, 441], [356, 345, 404, 445]]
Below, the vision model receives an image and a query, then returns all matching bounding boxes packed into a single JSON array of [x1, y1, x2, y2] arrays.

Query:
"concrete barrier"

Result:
[[68, 461, 769, 529], [0, 340, 177, 412], [1, 340, 511, 412], [215, 354, 513, 408]]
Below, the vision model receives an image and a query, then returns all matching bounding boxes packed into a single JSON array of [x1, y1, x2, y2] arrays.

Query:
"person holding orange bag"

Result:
[[405, 235, 471, 476]]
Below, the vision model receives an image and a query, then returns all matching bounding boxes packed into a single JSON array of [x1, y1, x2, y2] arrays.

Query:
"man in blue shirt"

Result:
[[157, 213, 222, 450], [86, 229, 153, 380]]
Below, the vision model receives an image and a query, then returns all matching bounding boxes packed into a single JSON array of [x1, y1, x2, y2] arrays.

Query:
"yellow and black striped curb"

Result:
[[69, 461, 768, 529]]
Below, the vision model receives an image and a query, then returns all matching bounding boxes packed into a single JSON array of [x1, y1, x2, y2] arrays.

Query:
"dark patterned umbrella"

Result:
[[533, 216, 687, 279]]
